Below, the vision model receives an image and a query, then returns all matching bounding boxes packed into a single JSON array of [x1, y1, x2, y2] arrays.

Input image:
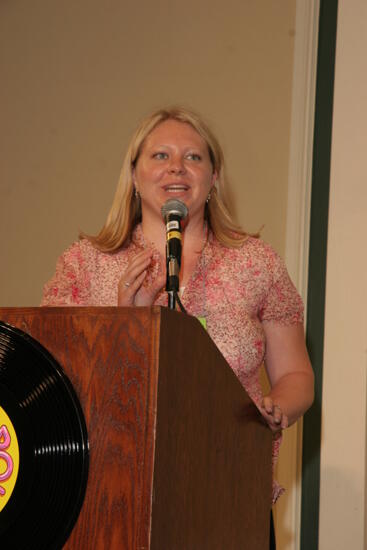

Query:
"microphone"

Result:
[[161, 199, 188, 307]]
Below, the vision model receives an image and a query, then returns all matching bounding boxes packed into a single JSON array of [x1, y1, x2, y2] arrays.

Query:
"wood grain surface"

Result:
[[0, 307, 272, 549], [0, 307, 160, 550]]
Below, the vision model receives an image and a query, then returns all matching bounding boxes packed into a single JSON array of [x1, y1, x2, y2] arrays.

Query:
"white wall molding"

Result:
[[285, 0, 319, 297], [277, 1, 320, 549]]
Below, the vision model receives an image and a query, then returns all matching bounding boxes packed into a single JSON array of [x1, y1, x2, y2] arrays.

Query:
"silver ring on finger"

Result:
[[124, 281, 131, 288]]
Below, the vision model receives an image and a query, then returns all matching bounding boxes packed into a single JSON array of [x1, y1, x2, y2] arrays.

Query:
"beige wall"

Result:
[[0, 0, 295, 306], [319, 2, 367, 549]]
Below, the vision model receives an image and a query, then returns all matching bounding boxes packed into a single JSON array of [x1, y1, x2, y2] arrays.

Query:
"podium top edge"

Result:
[[0, 306, 163, 314]]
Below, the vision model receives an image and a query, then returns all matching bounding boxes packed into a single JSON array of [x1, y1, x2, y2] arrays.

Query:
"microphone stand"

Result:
[[166, 257, 179, 310], [166, 259, 187, 314], [168, 291, 176, 310]]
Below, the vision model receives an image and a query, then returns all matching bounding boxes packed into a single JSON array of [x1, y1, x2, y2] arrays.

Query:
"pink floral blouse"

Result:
[[42, 224, 304, 502]]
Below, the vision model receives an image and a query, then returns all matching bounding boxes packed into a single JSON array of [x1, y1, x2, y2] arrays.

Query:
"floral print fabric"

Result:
[[42, 224, 304, 502]]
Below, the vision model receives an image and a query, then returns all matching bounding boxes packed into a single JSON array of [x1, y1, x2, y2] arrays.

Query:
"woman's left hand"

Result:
[[261, 323, 314, 431], [260, 395, 289, 434]]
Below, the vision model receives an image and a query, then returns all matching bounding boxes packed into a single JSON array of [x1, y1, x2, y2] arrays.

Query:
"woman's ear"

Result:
[[132, 168, 138, 192], [211, 171, 218, 189]]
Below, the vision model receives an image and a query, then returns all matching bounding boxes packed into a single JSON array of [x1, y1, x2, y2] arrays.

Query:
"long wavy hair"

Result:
[[82, 106, 250, 251]]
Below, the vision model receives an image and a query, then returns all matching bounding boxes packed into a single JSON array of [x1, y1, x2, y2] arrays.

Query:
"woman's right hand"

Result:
[[118, 249, 166, 306]]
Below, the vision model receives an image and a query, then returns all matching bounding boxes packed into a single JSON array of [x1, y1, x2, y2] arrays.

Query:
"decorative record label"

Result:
[[0, 406, 19, 511]]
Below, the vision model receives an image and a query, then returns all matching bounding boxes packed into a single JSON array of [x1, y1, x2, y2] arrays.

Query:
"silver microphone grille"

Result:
[[161, 199, 188, 221]]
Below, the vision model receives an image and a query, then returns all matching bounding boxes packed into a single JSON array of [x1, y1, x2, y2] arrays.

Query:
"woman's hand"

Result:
[[260, 395, 289, 434], [118, 249, 166, 306]]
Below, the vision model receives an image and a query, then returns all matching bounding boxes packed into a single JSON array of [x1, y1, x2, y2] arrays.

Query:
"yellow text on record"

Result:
[[167, 231, 182, 240], [0, 406, 20, 511]]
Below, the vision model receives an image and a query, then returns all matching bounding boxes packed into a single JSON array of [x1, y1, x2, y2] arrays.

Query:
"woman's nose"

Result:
[[168, 156, 186, 174]]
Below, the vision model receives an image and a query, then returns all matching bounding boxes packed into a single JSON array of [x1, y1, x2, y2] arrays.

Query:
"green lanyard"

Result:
[[197, 316, 207, 330]]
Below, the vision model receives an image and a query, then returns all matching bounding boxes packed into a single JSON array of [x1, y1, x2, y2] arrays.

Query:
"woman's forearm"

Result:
[[267, 370, 314, 427]]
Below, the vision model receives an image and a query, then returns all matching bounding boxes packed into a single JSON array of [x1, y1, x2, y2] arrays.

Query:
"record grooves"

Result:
[[0, 321, 89, 549]]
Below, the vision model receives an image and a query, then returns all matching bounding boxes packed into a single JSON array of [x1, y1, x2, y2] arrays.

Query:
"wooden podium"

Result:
[[0, 307, 272, 549]]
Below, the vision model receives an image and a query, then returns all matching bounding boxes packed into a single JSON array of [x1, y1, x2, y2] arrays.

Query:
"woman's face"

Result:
[[133, 119, 216, 225]]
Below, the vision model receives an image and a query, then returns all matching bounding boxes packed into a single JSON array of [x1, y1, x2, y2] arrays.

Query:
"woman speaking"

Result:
[[42, 106, 314, 548]]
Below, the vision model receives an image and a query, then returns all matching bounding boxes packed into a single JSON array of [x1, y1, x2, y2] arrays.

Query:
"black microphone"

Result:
[[161, 199, 188, 307]]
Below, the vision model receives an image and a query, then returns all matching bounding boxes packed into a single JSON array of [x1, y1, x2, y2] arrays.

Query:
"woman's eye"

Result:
[[186, 153, 201, 161], [153, 152, 168, 160]]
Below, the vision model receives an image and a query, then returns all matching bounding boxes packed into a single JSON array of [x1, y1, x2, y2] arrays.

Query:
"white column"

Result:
[[319, 2, 367, 549]]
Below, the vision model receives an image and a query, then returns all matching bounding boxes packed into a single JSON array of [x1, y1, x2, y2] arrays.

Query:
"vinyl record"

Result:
[[0, 321, 89, 549]]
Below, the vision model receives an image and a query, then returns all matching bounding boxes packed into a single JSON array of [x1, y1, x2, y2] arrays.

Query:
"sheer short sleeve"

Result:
[[41, 241, 91, 306], [258, 247, 304, 325]]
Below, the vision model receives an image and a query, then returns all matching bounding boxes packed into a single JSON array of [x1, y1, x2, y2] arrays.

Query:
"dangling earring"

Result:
[[206, 192, 211, 204], [134, 187, 140, 199]]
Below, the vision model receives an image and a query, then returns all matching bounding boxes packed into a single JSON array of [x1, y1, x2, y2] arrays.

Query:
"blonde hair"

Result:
[[82, 106, 250, 251]]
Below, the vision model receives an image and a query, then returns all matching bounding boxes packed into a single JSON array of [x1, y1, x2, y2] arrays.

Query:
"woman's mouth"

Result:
[[163, 184, 190, 193]]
